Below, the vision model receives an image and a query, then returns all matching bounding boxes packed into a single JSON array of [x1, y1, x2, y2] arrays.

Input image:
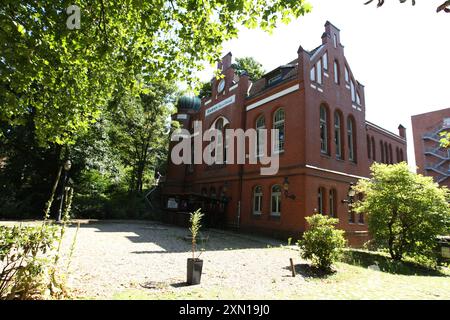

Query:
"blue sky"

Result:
[[197, 0, 450, 168]]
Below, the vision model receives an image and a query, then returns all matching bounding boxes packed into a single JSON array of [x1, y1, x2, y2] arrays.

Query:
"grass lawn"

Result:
[[109, 248, 450, 300]]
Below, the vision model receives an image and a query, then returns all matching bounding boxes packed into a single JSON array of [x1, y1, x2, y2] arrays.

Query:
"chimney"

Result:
[[217, 52, 232, 72], [324, 21, 341, 49], [398, 124, 406, 139]]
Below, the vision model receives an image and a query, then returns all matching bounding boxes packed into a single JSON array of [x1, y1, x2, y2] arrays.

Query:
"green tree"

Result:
[[1, 0, 312, 147], [297, 214, 346, 271], [198, 81, 212, 99], [232, 57, 266, 82], [108, 81, 177, 194], [439, 131, 450, 148], [364, 0, 450, 13], [354, 162, 450, 262]]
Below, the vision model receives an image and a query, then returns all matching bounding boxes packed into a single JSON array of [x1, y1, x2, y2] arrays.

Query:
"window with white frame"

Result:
[[318, 187, 324, 214], [310, 66, 316, 82], [350, 81, 356, 103], [345, 66, 349, 83], [320, 105, 328, 154], [273, 109, 285, 153], [316, 59, 322, 84], [253, 186, 263, 215], [347, 117, 355, 162], [329, 189, 336, 218], [271, 185, 282, 216], [334, 61, 339, 84], [322, 52, 328, 70], [256, 116, 266, 157], [334, 111, 342, 159]]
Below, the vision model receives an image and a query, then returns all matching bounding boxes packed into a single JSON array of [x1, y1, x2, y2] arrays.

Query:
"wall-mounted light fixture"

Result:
[[283, 177, 296, 200]]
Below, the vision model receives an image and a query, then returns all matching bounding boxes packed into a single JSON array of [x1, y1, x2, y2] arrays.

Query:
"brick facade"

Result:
[[162, 21, 407, 246], [411, 108, 450, 188]]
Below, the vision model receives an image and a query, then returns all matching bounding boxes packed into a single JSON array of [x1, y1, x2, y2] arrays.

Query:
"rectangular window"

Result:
[[333, 34, 338, 48], [334, 61, 339, 84], [310, 66, 316, 82], [351, 81, 356, 102], [345, 67, 349, 83], [323, 53, 328, 70], [316, 60, 322, 84]]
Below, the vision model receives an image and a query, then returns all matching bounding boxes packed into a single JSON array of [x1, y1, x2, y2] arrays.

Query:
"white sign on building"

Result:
[[205, 95, 235, 117]]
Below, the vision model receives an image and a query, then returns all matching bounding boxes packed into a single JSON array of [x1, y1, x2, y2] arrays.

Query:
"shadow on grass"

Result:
[[341, 249, 448, 277], [283, 263, 336, 279]]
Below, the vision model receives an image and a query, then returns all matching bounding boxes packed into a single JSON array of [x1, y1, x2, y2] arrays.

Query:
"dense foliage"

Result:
[[0, 223, 66, 299], [364, 0, 450, 12], [297, 214, 346, 271], [354, 162, 450, 263], [231, 56, 266, 82]]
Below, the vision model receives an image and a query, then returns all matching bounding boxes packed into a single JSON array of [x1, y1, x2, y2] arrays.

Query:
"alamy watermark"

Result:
[[171, 121, 280, 175], [66, 5, 80, 30]]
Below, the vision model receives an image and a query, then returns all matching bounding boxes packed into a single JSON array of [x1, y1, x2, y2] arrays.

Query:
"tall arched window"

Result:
[[347, 117, 356, 162], [213, 118, 224, 164], [371, 136, 376, 161], [273, 109, 285, 153], [367, 135, 371, 159], [329, 189, 337, 218], [334, 61, 340, 84], [320, 105, 329, 154], [253, 186, 263, 215], [223, 123, 229, 163], [256, 115, 266, 157], [318, 187, 325, 214], [271, 185, 282, 216], [334, 111, 342, 159], [380, 140, 385, 163]]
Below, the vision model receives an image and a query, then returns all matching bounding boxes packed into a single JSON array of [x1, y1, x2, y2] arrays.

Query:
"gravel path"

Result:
[[61, 220, 306, 299]]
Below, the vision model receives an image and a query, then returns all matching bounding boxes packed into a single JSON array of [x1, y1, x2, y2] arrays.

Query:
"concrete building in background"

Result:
[[162, 21, 407, 246], [411, 108, 450, 188]]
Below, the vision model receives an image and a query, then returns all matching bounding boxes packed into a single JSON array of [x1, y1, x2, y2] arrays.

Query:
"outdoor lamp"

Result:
[[342, 182, 356, 205], [283, 177, 296, 200], [64, 159, 72, 171]]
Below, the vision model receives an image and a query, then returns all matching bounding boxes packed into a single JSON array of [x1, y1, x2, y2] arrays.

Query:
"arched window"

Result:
[[318, 187, 325, 214], [323, 52, 328, 70], [371, 136, 376, 161], [316, 59, 322, 84], [334, 111, 343, 159], [334, 61, 340, 84], [347, 117, 356, 162], [380, 140, 385, 163], [213, 118, 225, 164], [256, 115, 266, 157], [367, 135, 371, 159], [273, 109, 285, 153], [329, 189, 337, 218], [350, 80, 356, 103], [253, 186, 263, 215], [320, 105, 329, 154], [271, 185, 282, 216]]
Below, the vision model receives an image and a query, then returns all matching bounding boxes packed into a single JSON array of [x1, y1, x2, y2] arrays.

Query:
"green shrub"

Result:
[[297, 214, 346, 271], [0, 223, 66, 299]]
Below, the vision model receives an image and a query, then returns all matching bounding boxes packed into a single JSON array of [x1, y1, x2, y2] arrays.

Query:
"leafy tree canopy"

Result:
[[354, 162, 450, 262], [364, 0, 450, 13], [0, 0, 312, 146], [231, 56, 265, 82]]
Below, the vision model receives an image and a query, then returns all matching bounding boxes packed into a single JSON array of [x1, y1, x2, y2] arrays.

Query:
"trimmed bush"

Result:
[[297, 214, 346, 271]]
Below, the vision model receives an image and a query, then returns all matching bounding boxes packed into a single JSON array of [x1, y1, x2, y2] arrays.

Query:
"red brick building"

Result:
[[411, 108, 450, 188], [162, 21, 407, 245]]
